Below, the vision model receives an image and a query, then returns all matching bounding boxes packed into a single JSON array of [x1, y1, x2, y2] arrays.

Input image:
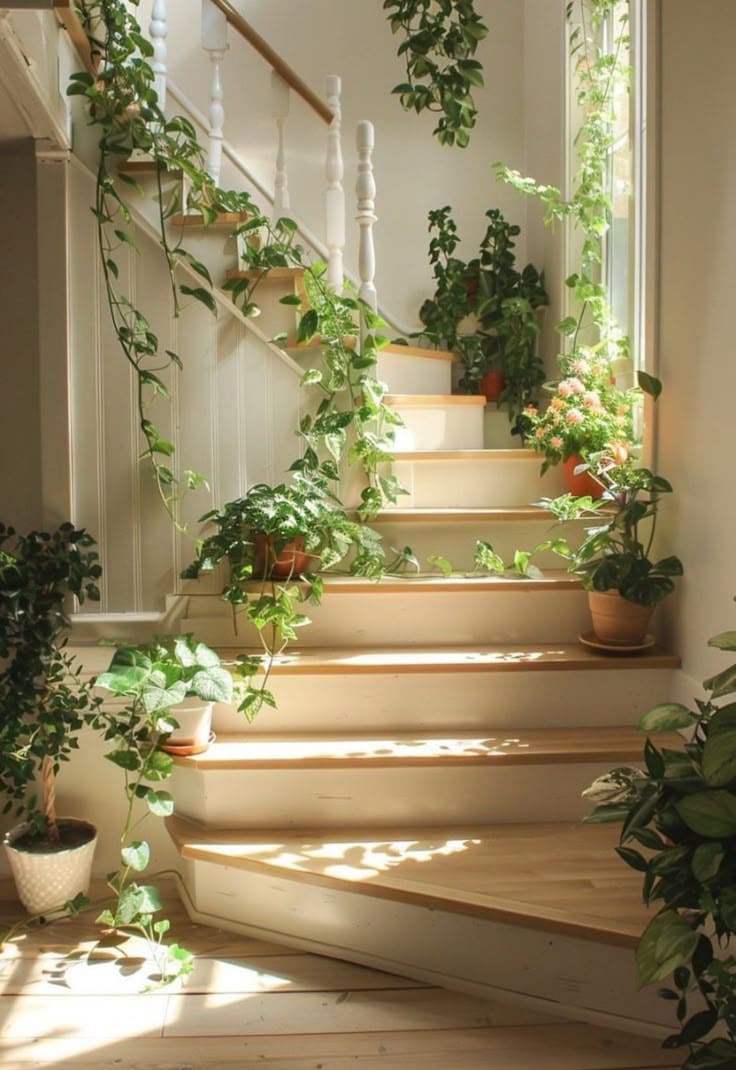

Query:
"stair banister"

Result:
[[356, 119, 378, 316], [201, 0, 228, 187], [325, 74, 345, 292], [149, 0, 167, 108], [271, 69, 290, 219]]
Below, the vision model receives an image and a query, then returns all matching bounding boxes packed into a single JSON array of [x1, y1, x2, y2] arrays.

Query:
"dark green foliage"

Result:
[[0, 522, 101, 834]]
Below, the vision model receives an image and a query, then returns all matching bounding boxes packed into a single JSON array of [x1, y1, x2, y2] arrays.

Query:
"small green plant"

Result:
[[584, 619, 736, 1068], [0, 522, 101, 839], [384, 0, 489, 147], [540, 452, 683, 607]]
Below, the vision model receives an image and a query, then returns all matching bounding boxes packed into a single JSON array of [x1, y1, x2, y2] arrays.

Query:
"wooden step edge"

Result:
[[200, 572, 583, 595], [385, 394, 486, 407], [212, 645, 681, 676], [391, 449, 538, 461], [369, 507, 558, 523], [175, 727, 681, 771], [169, 211, 252, 227], [225, 267, 304, 281], [167, 815, 643, 948], [382, 343, 458, 363]]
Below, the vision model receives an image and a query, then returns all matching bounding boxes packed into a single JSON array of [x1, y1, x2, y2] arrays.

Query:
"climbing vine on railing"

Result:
[[384, 0, 488, 147]]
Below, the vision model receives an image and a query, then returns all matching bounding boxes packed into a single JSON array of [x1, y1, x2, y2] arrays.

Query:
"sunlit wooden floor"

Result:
[[0, 883, 677, 1069]]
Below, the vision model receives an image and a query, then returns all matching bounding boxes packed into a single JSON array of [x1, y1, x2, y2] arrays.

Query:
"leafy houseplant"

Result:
[[584, 621, 736, 1068], [542, 452, 683, 644], [0, 522, 102, 916], [413, 206, 548, 427]]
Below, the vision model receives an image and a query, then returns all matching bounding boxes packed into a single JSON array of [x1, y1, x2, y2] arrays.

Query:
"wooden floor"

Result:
[[0, 885, 677, 1069]]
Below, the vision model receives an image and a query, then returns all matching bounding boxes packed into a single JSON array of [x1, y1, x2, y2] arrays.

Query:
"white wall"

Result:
[[146, 0, 555, 333], [656, 0, 736, 691]]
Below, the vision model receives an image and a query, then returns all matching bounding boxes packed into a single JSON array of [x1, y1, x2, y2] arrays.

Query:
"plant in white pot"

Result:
[[96, 636, 234, 756], [0, 522, 102, 916]]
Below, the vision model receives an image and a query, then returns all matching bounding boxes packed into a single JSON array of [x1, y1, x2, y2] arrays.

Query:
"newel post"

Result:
[[324, 74, 345, 292], [271, 70, 290, 218], [356, 119, 377, 315], [201, 0, 228, 186], [149, 0, 168, 108]]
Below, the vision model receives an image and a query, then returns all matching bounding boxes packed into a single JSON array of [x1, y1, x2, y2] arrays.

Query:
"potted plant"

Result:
[[411, 206, 548, 423], [96, 636, 235, 756], [541, 451, 683, 646], [583, 620, 736, 1068], [0, 522, 102, 916], [523, 346, 637, 495]]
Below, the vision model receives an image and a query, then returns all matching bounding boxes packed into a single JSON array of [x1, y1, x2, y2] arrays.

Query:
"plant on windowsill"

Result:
[[0, 522, 102, 918], [584, 619, 736, 1069], [539, 443, 683, 646], [410, 205, 548, 428]]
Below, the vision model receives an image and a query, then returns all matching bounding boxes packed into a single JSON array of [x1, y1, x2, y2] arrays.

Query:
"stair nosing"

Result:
[[385, 394, 486, 407]]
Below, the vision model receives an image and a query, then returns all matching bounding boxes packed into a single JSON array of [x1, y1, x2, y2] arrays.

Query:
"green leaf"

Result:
[[121, 840, 150, 872], [691, 843, 724, 883], [190, 666, 233, 703], [708, 631, 736, 651], [146, 789, 174, 817], [180, 285, 217, 315], [636, 910, 698, 987], [105, 749, 140, 771], [639, 703, 697, 732], [702, 729, 736, 786], [676, 790, 736, 838], [704, 664, 736, 699], [638, 371, 662, 399], [427, 554, 453, 577], [136, 884, 163, 913], [297, 309, 319, 343]]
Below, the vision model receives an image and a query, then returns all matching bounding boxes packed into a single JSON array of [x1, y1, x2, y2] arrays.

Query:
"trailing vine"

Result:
[[383, 0, 488, 147]]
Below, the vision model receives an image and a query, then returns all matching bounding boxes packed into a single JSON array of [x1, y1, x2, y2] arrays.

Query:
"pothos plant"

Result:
[[384, 0, 489, 147], [496, 0, 635, 464], [584, 620, 736, 1068]]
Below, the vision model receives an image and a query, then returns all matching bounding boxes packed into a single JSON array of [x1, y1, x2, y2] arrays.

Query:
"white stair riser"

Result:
[[180, 857, 671, 1032], [388, 457, 565, 508], [170, 759, 638, 828], [211, 667, 675, 734], [367, 519, 582, 571], [390, 405, 485, 451], [181, 588, 590, 646], [376, 351, 453, 395], [484, 407, 521, 448]]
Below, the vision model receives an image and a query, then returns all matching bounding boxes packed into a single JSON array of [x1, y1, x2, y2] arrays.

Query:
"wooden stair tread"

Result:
[[214, 644, 679, 675], [385, 394, 486, 407], [371, 506, 558, 522], [175, 725, 680, 770], [223, 571, 582, 595], [225, 267, 304, 280], [168, 816, 652, 946], [169, 211, 252, 226], [391, 449, 537, 461], [289, 341, 457, 362]]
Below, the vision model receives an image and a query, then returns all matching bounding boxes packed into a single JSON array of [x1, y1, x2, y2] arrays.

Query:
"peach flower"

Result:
[[565, 408, 584, 425], [550, 435, 564, 449]]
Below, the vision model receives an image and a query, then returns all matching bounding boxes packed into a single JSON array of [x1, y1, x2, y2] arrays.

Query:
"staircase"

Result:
[[32, 0, 682, 1039]]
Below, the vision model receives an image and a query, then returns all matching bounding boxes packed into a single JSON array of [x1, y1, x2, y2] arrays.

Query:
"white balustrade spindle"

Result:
[[149, 0, 168, 109], [271, 70, 290, 218], [202, 0, 229, 187], [356, 119, 377, 316], [324, 74, 345, 292]]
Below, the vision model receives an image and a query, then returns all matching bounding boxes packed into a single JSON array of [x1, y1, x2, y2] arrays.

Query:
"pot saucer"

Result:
[[161, 731, 216, 757], [578, 631, 655, 655]]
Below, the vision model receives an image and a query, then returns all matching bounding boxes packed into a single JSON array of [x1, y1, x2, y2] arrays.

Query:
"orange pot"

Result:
[[588, 590, 654, 645], [563, 454, 603, 498], [253, 533, 310, 579], [479, 369, 505, 402]]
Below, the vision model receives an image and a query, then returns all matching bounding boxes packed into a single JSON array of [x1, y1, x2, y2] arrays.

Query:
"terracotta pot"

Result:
[[479, 369, 505, 403], [563, 453, 603, 499], [588, 590, 654, 645], [160, 697, 214, 756], [4, 818, 97, 917], [253, 533, 310, 579]]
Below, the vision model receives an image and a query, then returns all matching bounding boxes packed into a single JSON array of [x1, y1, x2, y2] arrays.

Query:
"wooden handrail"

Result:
[[53, 1, 97, 76], [208, 0, 332, 125]]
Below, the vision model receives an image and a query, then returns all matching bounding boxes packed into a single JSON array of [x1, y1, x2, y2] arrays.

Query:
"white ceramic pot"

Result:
[[4, 818, 97, 917], [160, 697, 214, 755]]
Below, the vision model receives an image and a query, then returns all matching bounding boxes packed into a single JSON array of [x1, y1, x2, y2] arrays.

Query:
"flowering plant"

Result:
[[523, 347, 636, 473]]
